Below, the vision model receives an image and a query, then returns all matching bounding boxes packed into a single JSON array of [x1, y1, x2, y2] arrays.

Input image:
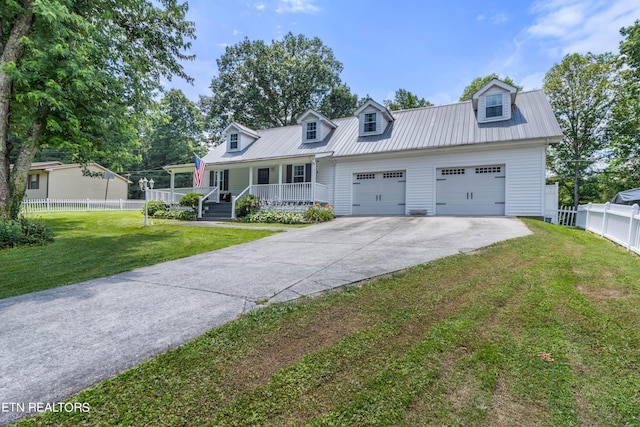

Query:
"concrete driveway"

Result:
[[0, 216, 530, 425]]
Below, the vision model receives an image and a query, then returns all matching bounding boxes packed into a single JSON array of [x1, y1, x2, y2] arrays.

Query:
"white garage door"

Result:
[[436, 165, 505, 215], [352, 171, 406, 215]]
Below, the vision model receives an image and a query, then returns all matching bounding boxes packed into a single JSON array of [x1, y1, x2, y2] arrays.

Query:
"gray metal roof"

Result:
[[203, 90, 563, 165]]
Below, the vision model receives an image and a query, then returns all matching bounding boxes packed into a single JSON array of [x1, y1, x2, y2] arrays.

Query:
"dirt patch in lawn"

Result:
[[230, 306, 369, 389], [576, 285, 629, 299], [486, 374, 547, 427]]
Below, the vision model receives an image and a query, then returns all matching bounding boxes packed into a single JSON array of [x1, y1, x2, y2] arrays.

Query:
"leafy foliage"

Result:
[[318, 84, 360, 119], [385, 89, 433, 110], [200, 33, 344, 138], [303, 203, 335, 222], [0, 0, 196, 218], [235, 194, 262, 217], [144, 200, 169, 216], [0, 216, 53, 249], [151, 209, 196, 221], [543, 53, 619, 207], [179, 192, 202, 213], [241, 210, 305, 224], [459, 74, 522, 101]]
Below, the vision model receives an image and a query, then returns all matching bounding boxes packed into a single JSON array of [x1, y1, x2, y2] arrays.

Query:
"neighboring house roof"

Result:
[[203, 90, 563, 165], [28, 161, 131, 183]]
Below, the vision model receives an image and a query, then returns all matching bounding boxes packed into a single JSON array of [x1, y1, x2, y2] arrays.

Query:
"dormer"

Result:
[[354, 99, 394, 136], [222, 122, 260, 152], [472, 78, 518, 123], [296, 109, 337, 143]]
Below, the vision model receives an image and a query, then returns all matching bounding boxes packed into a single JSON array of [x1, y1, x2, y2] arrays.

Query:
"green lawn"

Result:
[[12, 219, 640, 426], [0, 212, 277, 299]]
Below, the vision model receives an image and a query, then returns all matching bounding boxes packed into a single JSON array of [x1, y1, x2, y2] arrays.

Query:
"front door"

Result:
[[257, 168, 270, 185]]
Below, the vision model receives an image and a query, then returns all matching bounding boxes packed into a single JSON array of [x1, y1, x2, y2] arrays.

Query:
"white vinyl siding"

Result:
[[316, 159, 334, 204], [332, 144, 545, 217]]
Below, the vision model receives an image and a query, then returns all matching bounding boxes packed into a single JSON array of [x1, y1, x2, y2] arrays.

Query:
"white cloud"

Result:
[[519, 71, 546, 91], [254, 2, 266, 11], [477, 14, 486, 21], [232, 29, 241, 36], [491, 13, 509, 24], [527, 0, 640, 55], [276, 0, 320, 14]]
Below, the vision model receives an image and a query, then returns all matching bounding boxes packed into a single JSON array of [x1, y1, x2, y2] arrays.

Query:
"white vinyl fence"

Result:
[[21, 198, 146, 214], [578, 202, 640, 255]]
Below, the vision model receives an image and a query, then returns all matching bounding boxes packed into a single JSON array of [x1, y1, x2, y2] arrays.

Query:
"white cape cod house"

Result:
[[158, 79, 563, 219]]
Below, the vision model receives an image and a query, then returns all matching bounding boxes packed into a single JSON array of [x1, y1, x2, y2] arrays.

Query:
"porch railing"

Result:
[[249, 183, 329, 203], [231, 182, 330, 219], [147, 187, 213, 204]]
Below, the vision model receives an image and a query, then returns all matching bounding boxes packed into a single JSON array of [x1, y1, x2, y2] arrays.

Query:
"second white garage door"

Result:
[[436, 165, 505, 215], [352, 171, 406, 215]]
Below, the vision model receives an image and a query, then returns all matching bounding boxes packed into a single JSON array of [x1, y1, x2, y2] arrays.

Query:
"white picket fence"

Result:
[[556, 205, 579, 227], [576, 203, 640, 255], [21, 198, 146, 213]]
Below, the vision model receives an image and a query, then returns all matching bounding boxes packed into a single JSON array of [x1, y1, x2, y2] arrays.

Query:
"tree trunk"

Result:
[[573, 158, 580, 210], [0, 1, 35, 217], [9, 122, 43, 218]]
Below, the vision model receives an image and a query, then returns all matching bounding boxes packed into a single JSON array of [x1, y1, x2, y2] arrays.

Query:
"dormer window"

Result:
[[306, 122, 317, 140], [364, 112, 377, 132], [486, 94, 503, 118], [229, 133, 238, 150]]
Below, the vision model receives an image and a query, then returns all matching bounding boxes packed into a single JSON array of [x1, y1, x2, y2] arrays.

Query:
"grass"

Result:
[[0, 211, 277, 299], [12, 219, 640, 426]]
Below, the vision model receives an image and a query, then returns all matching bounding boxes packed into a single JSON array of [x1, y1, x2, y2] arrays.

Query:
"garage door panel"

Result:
[[353, 171, 405, 215], [436, 165, 505, 216]]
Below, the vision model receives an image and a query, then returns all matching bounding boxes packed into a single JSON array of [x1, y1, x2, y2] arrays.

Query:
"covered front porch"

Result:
[[156, 157, 330, 219]]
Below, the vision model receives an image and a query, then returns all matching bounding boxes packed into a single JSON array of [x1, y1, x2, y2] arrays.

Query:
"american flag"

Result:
[[194, 154, 206, 188]]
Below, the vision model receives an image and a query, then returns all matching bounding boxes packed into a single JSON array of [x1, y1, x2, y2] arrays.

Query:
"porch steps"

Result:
[[198, 201, 233, 221]]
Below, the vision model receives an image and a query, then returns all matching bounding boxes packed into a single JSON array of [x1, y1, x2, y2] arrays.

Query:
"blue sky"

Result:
[[167, 0, 640, 107]]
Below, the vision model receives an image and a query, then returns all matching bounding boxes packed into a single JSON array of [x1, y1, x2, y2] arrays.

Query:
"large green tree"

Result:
[[459, 74, 522, 101], [133, 89, 207, 194], [318, 83, 359, 119], [384, 88, 433, 110], [0, 0, 195, 218], [200, 33, 343, 136], [605, 20, 640, 192], [543, 52, 619, 208]]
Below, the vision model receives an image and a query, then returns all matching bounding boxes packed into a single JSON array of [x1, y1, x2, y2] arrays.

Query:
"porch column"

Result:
[[249, 167, 253, 195], [278, 164, 283, 201], [169, 171, 175, 209], [311, 159, 317, 203]]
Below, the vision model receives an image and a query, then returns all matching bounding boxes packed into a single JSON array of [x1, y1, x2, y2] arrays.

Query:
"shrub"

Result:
[[0, 217, 23, 249], [145, 200, 169, 216], [235, 194, 261, 217], [0, 216, 54, 249], [179, 192, 201, 213], [150, 209, 196, 221], [19, 217, 54, 245], [303, 203, 335, 222], [241, 210, 305, 224]]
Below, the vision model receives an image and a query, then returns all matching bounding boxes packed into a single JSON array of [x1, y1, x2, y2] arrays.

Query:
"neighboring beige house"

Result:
[[25, 161, 130, 200]]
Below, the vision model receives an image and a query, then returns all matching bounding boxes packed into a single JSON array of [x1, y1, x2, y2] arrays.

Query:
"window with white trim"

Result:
[[306, 122, 317, 140], [229, 133, 238, 150], [485, 94, 503, 118], [28, 174, 39, 189], [293, 164, 305, 183], [364, 112, 377, 132]]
